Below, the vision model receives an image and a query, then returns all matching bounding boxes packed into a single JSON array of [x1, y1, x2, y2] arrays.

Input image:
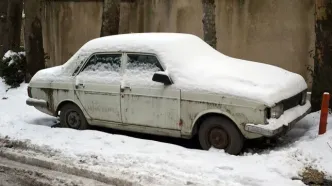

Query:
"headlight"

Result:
[[270, 103, 284, 118], [300, 91, 307, 105]]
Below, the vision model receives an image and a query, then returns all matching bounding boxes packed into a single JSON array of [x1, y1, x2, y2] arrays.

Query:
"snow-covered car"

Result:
[[26, 33, 311, 155]]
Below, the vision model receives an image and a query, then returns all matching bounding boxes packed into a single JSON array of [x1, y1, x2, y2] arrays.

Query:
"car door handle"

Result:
[[120, 86, 131, 92], [75, 83, 85, 89]]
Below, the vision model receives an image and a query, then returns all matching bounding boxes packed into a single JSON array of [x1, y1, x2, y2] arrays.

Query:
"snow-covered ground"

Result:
[[0, 80, 331, 186]]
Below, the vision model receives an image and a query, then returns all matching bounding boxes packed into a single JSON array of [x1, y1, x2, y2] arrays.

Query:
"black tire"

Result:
[[59, 103, 88, 130], [198, 116, 244, 155]]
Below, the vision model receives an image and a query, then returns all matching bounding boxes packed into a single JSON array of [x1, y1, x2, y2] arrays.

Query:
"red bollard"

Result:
[[319, 92, 330, 135]]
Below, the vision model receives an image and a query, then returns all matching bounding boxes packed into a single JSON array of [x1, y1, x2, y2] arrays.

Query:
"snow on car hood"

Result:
[[167, 52, 307, 107], [149, 34, 308, 107], [30, 33, 307, 107]]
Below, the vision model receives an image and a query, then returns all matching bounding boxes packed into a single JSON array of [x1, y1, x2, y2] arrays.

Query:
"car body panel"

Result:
[[120, 86, 181, 130], [74, 82, 122, 122], [180, 91, 265, 139]]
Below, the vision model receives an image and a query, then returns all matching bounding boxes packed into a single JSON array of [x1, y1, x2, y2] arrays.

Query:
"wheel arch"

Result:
[[55, 99, 88, 118], [191, 109, 242, 136]]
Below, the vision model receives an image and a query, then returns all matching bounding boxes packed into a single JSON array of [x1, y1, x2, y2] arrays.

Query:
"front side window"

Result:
[[124, 54, 164, 85], [127, 54, 163, 72]]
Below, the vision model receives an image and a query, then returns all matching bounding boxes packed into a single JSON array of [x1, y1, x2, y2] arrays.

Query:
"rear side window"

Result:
[[127, 54, 163, 72], [82, 53, 121, 73]]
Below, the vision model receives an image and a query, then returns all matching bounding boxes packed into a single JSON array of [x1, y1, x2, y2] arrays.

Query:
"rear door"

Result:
[[74, 53, 123, 123]]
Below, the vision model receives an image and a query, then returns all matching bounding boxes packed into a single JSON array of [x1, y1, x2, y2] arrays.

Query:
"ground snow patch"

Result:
[[0, 80, 331, 186]]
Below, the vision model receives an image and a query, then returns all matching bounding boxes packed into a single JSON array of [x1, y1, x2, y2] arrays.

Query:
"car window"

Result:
[[124, 54, 164, 85], [127, 54, 163, 72], [82, 54, 122, 73]]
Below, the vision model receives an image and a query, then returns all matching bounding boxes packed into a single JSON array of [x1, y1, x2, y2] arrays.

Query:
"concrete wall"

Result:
[[42, 0, 103, 67], [42, 0, 315, 87]]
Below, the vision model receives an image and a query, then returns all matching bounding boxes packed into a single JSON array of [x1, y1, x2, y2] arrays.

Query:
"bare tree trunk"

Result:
[[311, 0, 332, 111], [201, 0, 217, 49], [100, 0, 120, 36], [137, 0, 144, 33], [24, 0, 45, 82], [4, 0, 23, 53], [0, 0, 8, 57]]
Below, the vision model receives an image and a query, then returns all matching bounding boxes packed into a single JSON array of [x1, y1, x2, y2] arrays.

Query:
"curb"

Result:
[[0, 149, 136, 186]]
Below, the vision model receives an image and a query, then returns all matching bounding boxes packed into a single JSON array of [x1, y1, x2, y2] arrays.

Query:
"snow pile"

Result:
[[29, 33, 306, 106], [0, 80, 331, 186], [3, 50, 16, 61]]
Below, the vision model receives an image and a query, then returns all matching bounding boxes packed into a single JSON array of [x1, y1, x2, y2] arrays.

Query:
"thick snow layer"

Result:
[[2, 50, 25, 60], [0, 80, 331, 186], [29, 33, 307, 106], [3, 50, 17, 67], [2, 50, 26, 67], [3, 50, 16, 60]]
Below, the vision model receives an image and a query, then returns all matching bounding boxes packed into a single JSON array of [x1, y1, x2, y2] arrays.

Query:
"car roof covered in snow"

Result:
[[80, 33, 199, 53], [63, 33, 207, 74]]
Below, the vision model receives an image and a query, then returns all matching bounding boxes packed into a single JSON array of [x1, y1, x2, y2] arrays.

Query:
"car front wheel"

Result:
[[198, 116, 244, 155], [59, 103, 88, 130]]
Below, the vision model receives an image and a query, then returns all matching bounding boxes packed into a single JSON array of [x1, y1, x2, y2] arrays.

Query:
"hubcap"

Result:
[[209, 128, 229, 149], [66, 111, 81, 128]]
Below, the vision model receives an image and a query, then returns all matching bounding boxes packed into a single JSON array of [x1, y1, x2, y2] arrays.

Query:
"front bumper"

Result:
[[244, 101, 311, 137]]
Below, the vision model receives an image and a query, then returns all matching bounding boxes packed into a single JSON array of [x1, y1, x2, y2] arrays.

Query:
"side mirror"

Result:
[[152, 71, 172, 85]]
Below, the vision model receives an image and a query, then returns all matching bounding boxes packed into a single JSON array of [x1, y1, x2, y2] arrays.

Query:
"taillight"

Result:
[[27, 87, 32, 98]]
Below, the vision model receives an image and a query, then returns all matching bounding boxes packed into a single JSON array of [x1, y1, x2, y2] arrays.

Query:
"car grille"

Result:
[[282, 92, 302, 111]]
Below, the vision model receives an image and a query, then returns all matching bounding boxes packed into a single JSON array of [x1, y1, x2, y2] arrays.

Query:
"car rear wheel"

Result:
[[198, 116, 244, 155], [59, 103, 88, 130]]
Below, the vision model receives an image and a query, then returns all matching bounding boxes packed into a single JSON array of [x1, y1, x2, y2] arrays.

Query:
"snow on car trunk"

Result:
[[29, 33, 306, 107], [0, 80, 331, 186]]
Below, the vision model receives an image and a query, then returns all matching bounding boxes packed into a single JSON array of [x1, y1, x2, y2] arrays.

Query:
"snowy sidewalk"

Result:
[[0, 81, 332, 186]]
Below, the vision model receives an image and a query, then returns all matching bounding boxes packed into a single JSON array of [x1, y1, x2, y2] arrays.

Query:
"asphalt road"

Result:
[[0, 157, 110, 186]]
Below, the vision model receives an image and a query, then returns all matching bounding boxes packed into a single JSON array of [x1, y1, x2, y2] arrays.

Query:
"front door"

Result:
[[74, 53, 123, 123], [121, 53, 181, 130]]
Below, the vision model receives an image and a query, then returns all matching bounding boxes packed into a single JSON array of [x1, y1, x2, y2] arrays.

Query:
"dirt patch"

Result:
[[0, 136, 60, 157], [0, 136, 30, 149], [0, 148, 136, 186], [301, 167, 332, 186], [0, 165, 78, 186]]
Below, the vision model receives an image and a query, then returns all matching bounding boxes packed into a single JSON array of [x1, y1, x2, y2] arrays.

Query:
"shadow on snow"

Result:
[[28, 116, 309, 154]]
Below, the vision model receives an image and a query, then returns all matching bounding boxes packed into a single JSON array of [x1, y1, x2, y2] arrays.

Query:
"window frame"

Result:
[[124, 52, 165, 72], [73, 52, 124, 76]]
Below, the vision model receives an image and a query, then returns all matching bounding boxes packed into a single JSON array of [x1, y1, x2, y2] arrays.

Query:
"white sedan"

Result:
[[26, 33, 311, 155]]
